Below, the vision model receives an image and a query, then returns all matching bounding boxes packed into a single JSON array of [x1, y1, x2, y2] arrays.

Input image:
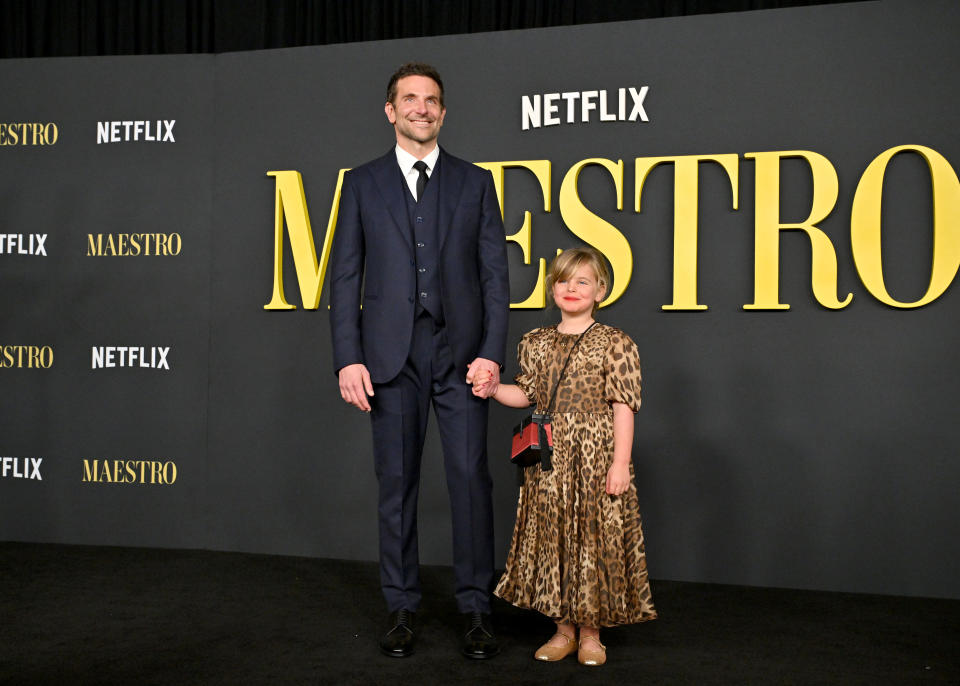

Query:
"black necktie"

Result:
[[413, 160, 429, 202]]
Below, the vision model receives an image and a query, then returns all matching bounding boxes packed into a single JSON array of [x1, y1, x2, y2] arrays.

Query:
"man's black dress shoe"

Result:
[[379, 609, 416, 658], [462, 611, 500, 659]]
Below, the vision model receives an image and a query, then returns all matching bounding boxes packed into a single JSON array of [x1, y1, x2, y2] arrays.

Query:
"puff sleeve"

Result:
[[513, 331, 540, 405], [604, 330, 642, 412]]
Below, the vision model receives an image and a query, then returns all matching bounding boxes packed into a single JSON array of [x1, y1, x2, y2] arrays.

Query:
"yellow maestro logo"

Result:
[[82, 460, 177, 485], [0, 123, 58, 146], [86, 233, 182, 256], [1, 345, 53, 369], [264, 145, 960, 311]]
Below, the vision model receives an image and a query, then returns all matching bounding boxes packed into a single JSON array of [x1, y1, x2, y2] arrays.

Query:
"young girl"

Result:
[[473, 246, 656, 666]]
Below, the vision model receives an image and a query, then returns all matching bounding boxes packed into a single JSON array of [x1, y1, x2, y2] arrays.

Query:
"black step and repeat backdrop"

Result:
[[3, 0, 959, 599]]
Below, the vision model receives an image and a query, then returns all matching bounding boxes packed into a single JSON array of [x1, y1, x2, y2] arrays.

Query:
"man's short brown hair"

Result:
[[386, 62, 445, 107]]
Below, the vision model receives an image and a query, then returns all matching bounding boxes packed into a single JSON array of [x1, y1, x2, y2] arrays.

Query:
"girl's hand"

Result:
[[605, 462, 631, 496]]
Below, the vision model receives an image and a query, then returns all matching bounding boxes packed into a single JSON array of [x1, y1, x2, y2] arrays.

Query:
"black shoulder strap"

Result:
[[543, 321, 597, 415]]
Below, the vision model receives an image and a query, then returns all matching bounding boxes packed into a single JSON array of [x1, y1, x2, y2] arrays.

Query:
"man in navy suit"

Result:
[[329, 62, 508, 659]]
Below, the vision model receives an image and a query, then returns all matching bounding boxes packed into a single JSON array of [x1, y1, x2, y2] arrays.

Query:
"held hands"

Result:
[[466, 357, 499, 399], [338, 363, 374, 412], [605, 461, 631, 496], [470, 369, 494, 397]]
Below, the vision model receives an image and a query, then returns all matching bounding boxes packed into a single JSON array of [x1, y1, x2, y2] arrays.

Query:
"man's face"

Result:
[[385, 75, 446, 150]]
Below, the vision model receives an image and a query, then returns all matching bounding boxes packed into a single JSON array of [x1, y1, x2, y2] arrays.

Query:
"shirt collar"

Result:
[[395, 144, 440, 175]]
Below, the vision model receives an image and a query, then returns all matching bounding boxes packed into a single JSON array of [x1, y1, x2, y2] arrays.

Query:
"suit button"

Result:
[[407, 296, 414, 302], [420, 292, 428, 298], [417, 242, 425, 248], [418, 267, 426, 273], [416, 216, 423, 223]]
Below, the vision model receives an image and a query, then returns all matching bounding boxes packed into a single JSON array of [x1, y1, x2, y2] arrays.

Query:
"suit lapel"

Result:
[[437, 148, 464, 253], [369, 150, 413, 252]]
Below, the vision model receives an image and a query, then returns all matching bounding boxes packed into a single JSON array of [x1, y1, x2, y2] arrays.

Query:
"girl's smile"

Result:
[[553, 264, 605, 317]]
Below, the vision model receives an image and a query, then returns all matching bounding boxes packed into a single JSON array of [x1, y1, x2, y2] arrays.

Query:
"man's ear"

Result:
[[385, 101, 396, 124]]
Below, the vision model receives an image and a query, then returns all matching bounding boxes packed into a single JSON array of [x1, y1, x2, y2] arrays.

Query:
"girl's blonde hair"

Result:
[[545, 247, 610, 313]]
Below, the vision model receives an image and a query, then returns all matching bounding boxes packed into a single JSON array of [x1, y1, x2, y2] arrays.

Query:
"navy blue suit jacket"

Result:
[[329, 147, 509, 384]]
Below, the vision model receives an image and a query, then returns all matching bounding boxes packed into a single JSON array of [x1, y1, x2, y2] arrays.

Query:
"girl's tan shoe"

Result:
[[534, 632, 577, 661], [578, 635, 606, 666]]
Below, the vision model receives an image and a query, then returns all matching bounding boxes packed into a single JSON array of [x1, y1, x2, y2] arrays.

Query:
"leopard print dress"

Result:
[[494, 323, 657, 628]]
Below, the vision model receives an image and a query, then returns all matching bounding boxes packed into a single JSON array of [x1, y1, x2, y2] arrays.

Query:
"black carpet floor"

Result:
[[1, 542, 958, 685]]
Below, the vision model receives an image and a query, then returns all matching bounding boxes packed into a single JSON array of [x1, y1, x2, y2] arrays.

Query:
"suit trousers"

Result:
[[370, 311, 495, 614]]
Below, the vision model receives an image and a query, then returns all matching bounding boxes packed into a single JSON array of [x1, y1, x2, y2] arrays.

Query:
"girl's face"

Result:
[[552, 263, 606, 317]]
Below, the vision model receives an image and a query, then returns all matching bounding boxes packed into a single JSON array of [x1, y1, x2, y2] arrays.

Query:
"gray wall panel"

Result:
[[2, 0, 958, 598]]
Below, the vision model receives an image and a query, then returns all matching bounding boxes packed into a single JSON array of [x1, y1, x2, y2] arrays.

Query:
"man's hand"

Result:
[[466, 357, 500, 399], [338, 363, 374, 412]]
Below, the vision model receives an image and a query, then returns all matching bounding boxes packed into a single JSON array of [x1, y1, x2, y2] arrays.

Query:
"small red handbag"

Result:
[[510, 412, 553, 468]]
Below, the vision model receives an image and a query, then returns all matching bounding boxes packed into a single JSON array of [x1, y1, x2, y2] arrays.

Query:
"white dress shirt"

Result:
[[395, 144, 439, 201]]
